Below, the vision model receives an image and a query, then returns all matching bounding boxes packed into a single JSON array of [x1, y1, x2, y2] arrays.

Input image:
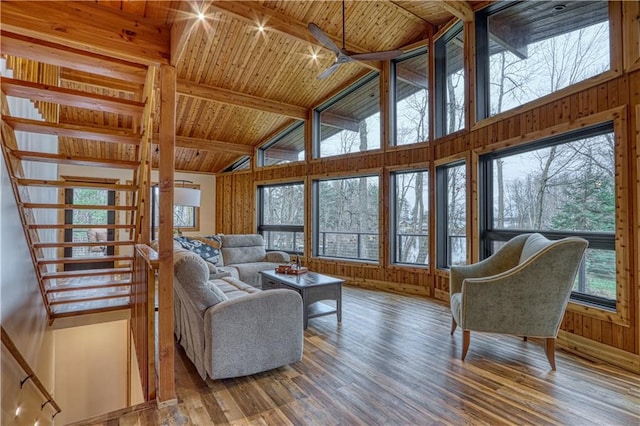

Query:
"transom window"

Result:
[[435, 24, 465, 137], [479, 123, 616, 309], [313, 175, 379, 261], [391, 170, 429, 265], [392, 49, 429, 146], [476, 1, 610, 119], [314, 73, 381, 158], [258, 122, 305, 167], [257, 182, 304, 254]]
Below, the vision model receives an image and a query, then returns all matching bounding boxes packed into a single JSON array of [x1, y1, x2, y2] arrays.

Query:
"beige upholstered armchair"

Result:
[[450, 233, 588, 369]]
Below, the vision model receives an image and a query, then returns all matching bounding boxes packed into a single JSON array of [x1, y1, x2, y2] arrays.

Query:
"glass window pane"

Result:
[[317, 176, 379, 261], [573, 249, 616, 300], [262, 184, 304, 226], [394, 51, 429, 146], [260, 122, 305, 166], [446, 31, 465, 134], [447, 164, 467, 266], [319, 74, 380, 157], [174, 206, 195, 227], [393, 171, 429, 265], [488, 1, 609, 115], [492, 132, 615, 232]]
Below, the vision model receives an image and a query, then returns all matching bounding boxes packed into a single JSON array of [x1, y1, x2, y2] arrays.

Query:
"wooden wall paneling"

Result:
[[622, 0, 640, 72], [635, 101, 640, 355]]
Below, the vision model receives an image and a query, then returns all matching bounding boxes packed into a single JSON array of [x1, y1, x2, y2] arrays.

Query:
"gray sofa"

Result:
[[218, 234, 289, 288], [173, 248, 304, 380]]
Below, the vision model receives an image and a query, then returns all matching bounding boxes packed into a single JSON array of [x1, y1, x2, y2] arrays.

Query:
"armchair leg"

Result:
[[462, 330, 470, 360], [450, 317, 457, 335], [523, 336, 528, 341], [545, 338, 556, 370]]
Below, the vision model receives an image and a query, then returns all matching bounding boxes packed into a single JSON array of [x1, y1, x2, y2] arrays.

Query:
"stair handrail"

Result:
[[0, 326, 61, 417]]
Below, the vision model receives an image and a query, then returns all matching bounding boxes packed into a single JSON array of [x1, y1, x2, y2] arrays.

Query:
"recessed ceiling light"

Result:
[[257, 24, 265, 32], [311, 52, 318, 60], [553, 4, 566, 11], [197, 11, 205, 21]]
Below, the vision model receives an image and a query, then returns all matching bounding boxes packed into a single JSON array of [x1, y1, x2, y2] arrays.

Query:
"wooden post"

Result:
[[157, 64, 176, 404]]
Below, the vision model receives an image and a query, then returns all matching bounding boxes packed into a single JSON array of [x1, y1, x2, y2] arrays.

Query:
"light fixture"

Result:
[[174, 180, 201, 207], [197, 11, 205, 21], [553, 4, 566, 11], [257, 23, 265, 32]]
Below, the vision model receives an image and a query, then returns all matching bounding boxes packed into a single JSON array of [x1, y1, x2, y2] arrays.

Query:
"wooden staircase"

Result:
[[0, 41, 156, 323]]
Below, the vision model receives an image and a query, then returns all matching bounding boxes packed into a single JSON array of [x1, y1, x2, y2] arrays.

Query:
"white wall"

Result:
[[1, 59, 57, 425], [52, 320, 129, 425]]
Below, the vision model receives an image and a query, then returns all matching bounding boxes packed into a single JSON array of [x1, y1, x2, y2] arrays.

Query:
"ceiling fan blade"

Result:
[[350, 49, 404, 61], [317, 62, 341, 80], [308, 23, 341, 55]]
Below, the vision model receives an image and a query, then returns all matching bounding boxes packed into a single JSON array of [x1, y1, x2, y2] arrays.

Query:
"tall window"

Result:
[[436, 161, 467, 268], [391, 170, 429, 265], [392, 49, 429, 146], [435, 24, 465, 137], [476, 1, 610, 119], [480, 123, 616, 308], [313, 175, 379, 261], [315, 73, 380, 158], [152, 185, 199, 232], [258, 182, 304, 253], [258, 122, 305, 166]]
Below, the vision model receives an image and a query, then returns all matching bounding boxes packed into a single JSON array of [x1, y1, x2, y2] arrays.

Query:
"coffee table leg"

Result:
[[337, 284, 342, 323]]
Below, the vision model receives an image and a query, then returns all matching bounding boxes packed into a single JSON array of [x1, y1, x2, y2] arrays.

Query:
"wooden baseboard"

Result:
[[557, 330, 640, 373]]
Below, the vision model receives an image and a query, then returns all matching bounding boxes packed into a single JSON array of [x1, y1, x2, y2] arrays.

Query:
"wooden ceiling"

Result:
[[1, 1, 487, 173]]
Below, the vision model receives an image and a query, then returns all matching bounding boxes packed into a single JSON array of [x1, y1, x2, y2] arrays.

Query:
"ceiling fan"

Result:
[[308, 0, 403, 79]]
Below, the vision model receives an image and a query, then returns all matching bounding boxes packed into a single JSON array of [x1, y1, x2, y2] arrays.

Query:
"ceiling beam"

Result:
[[208, 1, 381, 71], [177, 80, 308, 120], [396, 68, 428, 90], [60, 69, 143, 94], [1, 77, 145, 117], [1, 31, 148, 84], [264, 148, 301, 162], [2, 116, 141, 145], [441, 1, 474, 23], [153, 134, 254, 156], [489, 17, 528, 60], [0, 2, 170, 66], [321, 112, 361, 132]]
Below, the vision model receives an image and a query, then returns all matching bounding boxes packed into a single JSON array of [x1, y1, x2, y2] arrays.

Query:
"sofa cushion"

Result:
[[519, 233, 552, 264], [214, 277, 260, 300], [204, 281, 229, 305], [220, 234, 267, 264], [174, 250, 219, 315], [229, 262, 282, 288]]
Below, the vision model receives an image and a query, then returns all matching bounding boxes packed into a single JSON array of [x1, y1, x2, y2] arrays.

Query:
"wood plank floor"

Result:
[[92, 286, 639, 425]]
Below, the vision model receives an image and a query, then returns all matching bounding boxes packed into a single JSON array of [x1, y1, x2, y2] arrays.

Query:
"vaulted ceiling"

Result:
[[1, 1, 487, 173]]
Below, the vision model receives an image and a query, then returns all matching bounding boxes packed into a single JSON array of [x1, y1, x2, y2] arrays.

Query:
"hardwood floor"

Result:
[[92, 286, 639, 425]]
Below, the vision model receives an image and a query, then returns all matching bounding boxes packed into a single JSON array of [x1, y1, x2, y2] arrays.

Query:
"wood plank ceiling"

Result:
[[3, 1, 482, 173]]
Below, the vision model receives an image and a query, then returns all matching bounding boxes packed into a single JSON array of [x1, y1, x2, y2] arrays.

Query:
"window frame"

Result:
[[151, 182, 200, 234], [435, 22, 465, 138], [256, 181, 305, 254], [312, 172, 381, 263], [478, 122, 616, 310], [257, 121, 305, 167], [313, 72, 382, 159], [223, 156, 251, 173], [436, 159, 468, 269], [390, 47, 429, 147], [390, 168, 430, 267]]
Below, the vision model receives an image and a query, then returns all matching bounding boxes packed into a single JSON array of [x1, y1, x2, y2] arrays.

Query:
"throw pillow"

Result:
[[173, 236, 221, 264]]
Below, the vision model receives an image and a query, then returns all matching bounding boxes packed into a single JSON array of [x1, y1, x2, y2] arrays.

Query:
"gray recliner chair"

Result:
[[450, 233, 588, 369]]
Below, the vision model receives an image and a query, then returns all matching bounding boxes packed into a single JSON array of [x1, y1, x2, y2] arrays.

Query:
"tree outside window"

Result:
[[436, 162, 467, 268], [393, 49, 429, 146], [258, 183, 304, 253], [314, 175, 379, 261], [391, 170, 429, 265]]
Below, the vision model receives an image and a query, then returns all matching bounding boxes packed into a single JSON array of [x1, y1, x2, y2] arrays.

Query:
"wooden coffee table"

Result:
[[260, 270, 343, 329]]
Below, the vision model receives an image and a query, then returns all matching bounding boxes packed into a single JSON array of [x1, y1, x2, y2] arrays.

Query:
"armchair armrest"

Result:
[[265, 251, 290, 263], [203, 289, 302, 379]]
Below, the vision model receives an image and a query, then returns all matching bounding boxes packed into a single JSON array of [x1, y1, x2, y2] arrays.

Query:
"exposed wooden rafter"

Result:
[[441, 0, 474, 22], [177, 80, 308, 120], [0, 2, 170, 66], [152, 134, 254, 156]]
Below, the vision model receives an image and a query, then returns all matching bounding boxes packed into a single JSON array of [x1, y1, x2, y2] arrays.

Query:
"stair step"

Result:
[[10, 150, 138, 169], [27, 224, 134, 230], [48, 288, 131, 305], [23, 203, 135, 211], [33, 240, 135, 249], [15, 178, 137, 191], [46, 279, 130, 293], [42, 268, 131, 280], [37, 255, 133, 265], [49, 298, 131, 317]]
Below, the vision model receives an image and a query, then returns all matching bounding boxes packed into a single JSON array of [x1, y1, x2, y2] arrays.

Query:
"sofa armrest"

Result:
[[265, 251, 290, 263], [203, 289, 303, 379]]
